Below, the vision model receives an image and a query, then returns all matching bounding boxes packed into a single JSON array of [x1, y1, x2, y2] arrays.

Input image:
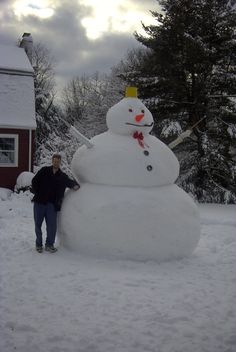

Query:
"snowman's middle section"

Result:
[[72, 132, 179, 187]]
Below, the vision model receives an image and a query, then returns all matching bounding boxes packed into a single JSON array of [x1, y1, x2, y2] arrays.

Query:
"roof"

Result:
[[0, 44, 34, 75]]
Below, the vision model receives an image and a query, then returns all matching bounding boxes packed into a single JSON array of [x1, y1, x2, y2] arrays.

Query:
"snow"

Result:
[[63, 94, 199, 261], [72, 132, 179, 186], [106, 97, 153, 136], [59, 184, 200, 261], [161, 120, 182, 138], [0, 191, 236, 352], [0, 44, 33, 74], [15, 171, 34, 191], [0, 187, 12, 200], [0, 73, 36, 128]]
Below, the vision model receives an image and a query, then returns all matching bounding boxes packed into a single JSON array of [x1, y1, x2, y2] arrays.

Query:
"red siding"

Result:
[[0, 128, 35, 190], [31, 130, 35, 171]]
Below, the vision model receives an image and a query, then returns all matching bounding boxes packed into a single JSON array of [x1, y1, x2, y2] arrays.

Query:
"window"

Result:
[[0, 134, 18, 167]]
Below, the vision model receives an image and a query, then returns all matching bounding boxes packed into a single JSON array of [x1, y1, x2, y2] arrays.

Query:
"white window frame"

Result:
[[0, 134, 19, 167]]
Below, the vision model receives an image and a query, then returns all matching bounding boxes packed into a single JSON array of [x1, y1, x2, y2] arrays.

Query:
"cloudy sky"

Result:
[[0, 0, 158, 96]]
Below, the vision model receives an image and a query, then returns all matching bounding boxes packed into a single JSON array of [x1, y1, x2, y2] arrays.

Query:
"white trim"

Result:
[[0, 133, 19, 167], [0, 125, 36, 130], [0, 68, 34, 76]]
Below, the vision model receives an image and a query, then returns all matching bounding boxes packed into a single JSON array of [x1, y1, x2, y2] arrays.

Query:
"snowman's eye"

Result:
[[141, 109, 145, 113], [129, 108, 133, 112]]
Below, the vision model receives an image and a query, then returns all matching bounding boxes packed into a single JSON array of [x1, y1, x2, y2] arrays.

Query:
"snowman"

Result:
[[58, 87, 200, 261]]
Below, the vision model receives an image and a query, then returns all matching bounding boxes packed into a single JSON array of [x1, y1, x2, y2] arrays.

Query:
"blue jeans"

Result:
[[34, 202, 57, 247]]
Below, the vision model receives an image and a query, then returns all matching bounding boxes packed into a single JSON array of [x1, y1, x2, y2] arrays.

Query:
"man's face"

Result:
[[52, 157, 61, 169]]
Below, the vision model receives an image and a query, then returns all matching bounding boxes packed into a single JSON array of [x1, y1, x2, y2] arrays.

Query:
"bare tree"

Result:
[[32, 43, 56, 115], [62, 71, 125, 137], [31, 43, 60, 163]]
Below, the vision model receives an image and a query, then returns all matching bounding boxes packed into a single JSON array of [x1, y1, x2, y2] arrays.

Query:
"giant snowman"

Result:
[[58, 87, 200, 261]]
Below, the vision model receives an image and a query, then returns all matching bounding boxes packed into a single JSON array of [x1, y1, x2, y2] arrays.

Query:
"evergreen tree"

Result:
[[132, 0, 236, 203]]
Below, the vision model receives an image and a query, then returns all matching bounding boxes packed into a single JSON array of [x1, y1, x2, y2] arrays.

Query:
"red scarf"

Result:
[[133, 131, 145, 148]]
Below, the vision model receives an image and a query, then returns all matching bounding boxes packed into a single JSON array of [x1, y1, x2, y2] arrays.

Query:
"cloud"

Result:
[[54, 31, 142, 96], [0, 0, 158, 97]]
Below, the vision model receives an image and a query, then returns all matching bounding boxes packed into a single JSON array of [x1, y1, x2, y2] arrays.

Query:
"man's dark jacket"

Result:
[[31, 166, 79, 211]]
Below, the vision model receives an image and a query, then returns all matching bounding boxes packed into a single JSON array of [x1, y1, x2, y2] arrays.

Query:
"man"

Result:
[[31, 154, 80, 253]]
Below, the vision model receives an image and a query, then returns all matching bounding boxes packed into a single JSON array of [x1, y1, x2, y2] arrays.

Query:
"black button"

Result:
[[147, 165, 153, 171], [143, 150, 149, 156]]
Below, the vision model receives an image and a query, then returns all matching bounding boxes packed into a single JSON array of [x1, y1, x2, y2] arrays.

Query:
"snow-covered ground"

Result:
[[0, 191, 236, 352]]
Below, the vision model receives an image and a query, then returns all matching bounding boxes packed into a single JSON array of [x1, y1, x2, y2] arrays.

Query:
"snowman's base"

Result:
[[58, 184, 200, 262]]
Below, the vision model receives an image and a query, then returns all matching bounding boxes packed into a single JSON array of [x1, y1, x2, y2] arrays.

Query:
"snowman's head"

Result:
[[106, 87, 154, 136]]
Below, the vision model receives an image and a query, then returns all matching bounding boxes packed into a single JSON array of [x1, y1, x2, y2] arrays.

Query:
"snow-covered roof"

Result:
[[0, 44, 33, 75]]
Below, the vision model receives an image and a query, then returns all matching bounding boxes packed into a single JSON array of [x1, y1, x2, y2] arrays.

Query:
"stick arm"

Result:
[[168, 129, 192, 149], [58, 116, 94, 148], [69, 126, 94, 149]]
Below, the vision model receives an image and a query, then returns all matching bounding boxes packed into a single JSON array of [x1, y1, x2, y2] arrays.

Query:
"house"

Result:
[[0, 34, 36, 190]]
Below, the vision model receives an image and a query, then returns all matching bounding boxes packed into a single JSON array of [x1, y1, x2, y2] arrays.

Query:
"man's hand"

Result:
[[73, 185, 80, 191]]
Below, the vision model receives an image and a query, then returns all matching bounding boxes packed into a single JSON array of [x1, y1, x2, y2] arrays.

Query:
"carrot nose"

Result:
[[135, 113, 144, 122]]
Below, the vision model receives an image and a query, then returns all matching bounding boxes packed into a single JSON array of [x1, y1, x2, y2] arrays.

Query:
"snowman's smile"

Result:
[[125, 122, 154, 127]]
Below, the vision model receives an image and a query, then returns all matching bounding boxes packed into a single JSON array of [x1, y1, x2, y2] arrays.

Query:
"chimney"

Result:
[[20, 33, 33, 64]]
